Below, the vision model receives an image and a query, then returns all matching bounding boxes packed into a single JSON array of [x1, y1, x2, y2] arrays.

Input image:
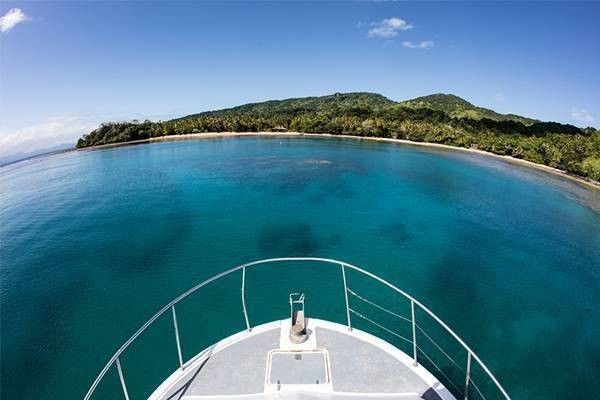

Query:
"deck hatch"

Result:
[[267, 350, 329, 385]]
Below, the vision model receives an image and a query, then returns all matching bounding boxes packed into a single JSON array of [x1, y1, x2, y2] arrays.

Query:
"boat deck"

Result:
[[151, 319, 455, 400]]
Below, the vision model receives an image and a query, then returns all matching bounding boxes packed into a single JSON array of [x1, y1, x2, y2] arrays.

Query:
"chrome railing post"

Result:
[[411, 300, 418, 366], [241, 267, 251, 332], [171, 305, 184, 371], [464, 351, 472, 400], [84, 258, 510, 400], [115, 357, 130, 400], [341, 263, 352, 330]]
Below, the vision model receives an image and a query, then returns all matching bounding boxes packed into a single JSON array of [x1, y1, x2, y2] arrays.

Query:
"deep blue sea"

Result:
[[1, 136, 599, 399]]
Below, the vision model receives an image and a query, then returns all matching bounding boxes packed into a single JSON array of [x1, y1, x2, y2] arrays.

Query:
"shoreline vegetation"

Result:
[[75, 92, 600, 185], [80, 131, 600, 190]]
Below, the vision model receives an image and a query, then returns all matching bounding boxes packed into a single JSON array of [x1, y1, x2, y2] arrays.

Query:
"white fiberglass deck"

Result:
[[84, 258, 510, 400], [150, 318, 454, 400]]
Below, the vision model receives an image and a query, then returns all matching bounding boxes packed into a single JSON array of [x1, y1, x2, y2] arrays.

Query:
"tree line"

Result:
[[76, 105, 600, 181]]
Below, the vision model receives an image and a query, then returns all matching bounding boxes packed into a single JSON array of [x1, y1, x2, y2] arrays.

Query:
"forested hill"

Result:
[[184, 92, 395, 118], [76, 92, 600, 181], [187, 92, 536, 124], [399, 94, 538, 125]]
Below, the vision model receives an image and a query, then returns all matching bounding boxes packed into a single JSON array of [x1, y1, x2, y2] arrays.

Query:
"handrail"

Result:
[[83, 257, 510, 400]]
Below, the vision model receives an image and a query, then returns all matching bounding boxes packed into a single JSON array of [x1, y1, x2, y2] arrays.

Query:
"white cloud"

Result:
[[0, 110, 186, 158], [0, 116, 98, 157], [570, 107, 594, 125], [0, 8, 30, 33], [402, 40, 434, 49], [368, 17, 413, 38]]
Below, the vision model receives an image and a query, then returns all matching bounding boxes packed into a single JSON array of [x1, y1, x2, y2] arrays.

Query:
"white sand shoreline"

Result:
[[79, 131, 600, 190]]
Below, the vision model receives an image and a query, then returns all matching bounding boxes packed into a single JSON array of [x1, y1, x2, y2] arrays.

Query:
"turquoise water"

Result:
[[1, 136, 599, 399]]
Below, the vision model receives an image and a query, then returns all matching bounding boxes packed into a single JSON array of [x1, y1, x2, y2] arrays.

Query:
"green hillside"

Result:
[[190, 92, 536, 125], [399, 93, 538, 125], [76, 92, 600, 181], [185, 92, 395, 118]]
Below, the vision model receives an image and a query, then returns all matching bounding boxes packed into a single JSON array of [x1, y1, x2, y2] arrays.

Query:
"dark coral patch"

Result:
[[258, 222, 321, 256]]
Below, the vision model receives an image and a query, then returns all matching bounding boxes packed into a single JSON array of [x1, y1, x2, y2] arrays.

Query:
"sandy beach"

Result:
[[80, 131, 600, 190]]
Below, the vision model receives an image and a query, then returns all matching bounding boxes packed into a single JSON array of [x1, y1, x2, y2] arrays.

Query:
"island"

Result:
[[76, 92, 600, 182]]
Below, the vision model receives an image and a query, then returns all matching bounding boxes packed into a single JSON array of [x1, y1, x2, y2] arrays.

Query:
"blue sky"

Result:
[[1, 1, 599, 157]]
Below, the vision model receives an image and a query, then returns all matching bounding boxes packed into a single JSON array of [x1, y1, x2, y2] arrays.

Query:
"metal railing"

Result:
[[83, 257, 510, 400]]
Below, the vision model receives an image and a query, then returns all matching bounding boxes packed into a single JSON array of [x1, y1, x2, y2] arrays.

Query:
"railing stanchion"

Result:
[[171, 305, 184, 370], [411, 300, 418, 366], [341, 263, 352, 330], [241, 267, 251, 332], [84, 258, 510, 400], [115, 357, 130, 400], [464, 351, 472, 400]]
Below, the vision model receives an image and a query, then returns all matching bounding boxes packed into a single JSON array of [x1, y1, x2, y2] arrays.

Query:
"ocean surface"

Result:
[[1, 136, 598, 399]]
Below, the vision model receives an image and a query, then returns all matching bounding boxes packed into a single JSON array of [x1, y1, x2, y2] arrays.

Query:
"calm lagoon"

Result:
[[1, 136, 598, 399]]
